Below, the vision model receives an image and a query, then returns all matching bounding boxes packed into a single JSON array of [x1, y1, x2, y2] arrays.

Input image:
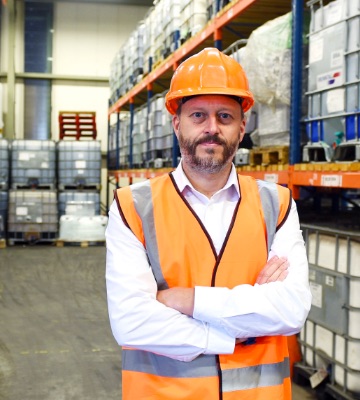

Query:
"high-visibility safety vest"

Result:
[[115, 173, 293, 400]]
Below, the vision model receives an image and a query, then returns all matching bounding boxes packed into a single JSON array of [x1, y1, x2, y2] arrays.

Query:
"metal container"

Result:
[[58, 191, 100, 216], [0, 190, 8, 238], [0, 139, 9, 190], [300, 224, 360, 395], [58, 215, 108, 242], [10, 139, 56, 189], [57, 141, 101, 189], [7, 190, 58, 244]]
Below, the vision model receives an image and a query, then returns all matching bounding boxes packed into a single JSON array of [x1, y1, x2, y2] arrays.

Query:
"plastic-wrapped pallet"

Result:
[[180, 0, 208, 44], [7, 190, 58, 244], [58, 191, 100, 216], [153, 0, 165, 66], [57, 140, 101, 189], [241, 12, 292, 107], [0, 139, 9, 190], [143, 7, 155, 75], [163, 0, 181, 57], [58, 215, 108, 242], [10, 139, 56, 189], [257, 103, 290, 146], [240, 12, 294, 147], [119, 115, 130, 168], [133, 105, 147, 167]]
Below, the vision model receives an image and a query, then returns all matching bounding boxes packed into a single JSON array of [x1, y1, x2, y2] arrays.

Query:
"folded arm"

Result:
[[157, 200, 311, 339]]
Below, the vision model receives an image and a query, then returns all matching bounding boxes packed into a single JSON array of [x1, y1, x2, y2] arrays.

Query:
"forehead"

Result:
[[182, 95, 241, 111]]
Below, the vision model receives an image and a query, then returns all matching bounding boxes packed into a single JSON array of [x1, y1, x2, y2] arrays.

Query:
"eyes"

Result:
[[190, 111, 234, 124]]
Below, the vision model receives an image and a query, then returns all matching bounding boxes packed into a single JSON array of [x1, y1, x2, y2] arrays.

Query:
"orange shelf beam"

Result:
[[237, 169, 290, 185]]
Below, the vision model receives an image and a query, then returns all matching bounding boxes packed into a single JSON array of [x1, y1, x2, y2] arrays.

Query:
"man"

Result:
[[106, 48, 311, 400]]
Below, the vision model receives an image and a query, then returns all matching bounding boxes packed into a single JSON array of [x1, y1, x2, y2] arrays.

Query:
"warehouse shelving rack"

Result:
[[107, 0, 360, 206]]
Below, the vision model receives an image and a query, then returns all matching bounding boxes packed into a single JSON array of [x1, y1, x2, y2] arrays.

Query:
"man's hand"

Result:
[[256, 255, 289, 285], [157, 287, 195, 316]]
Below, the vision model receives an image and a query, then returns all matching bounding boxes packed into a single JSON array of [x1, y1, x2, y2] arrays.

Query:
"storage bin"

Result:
[[7, 190, 58, 244], [300, 224, 360, 395], [0, 139, 9, 190], [0, 190, 8, 238], [10, 139, 56, 189], [58, 215, 108, 242], [58, 191, 100, 216], [57, 141, 101, 189]]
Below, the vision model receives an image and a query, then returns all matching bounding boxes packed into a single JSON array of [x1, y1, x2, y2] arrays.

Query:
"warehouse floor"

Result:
[[0, 245, 316, 400]]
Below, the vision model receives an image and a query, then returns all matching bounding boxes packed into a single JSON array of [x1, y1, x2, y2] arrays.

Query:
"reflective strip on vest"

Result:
[[256, 180, 279, 252], [123, 349, 217, 378], [123, 349, 289, 391], [130, 181, 169, 290], [222, 357, 290, 392]]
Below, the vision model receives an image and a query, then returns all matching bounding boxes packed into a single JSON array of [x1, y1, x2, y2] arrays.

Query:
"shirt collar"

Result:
[[171, 160, 240, 198]]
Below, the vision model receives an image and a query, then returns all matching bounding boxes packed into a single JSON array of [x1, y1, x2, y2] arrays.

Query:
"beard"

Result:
[[178, 129, 240, 174]]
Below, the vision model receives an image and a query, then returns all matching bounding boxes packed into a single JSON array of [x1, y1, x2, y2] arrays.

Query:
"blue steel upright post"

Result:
[[147, 83, 153, 166], [116, 111, 120, 170], [290, 0, 303, 164], [129, 100, 134, 168]]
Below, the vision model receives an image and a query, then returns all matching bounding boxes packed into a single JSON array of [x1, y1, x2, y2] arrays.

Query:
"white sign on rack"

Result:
[[321, 174, 342, 187]]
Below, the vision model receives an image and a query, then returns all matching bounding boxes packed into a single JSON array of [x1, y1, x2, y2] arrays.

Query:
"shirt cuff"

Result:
[[203, 323, 235, 355], [194, 286, 229, 325], [194, 286, 235, 355]]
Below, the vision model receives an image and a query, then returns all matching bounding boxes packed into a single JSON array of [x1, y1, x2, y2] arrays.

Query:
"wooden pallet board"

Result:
[[250, 146, 289, 166], [55, 240, 105, 248], [294, 162, 360, 172]]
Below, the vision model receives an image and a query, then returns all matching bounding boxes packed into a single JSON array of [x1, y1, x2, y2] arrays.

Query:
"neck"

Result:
[[181, 162, 232, 198]]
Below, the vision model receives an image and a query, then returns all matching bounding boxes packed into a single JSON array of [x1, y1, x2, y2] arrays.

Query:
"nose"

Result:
[[204, 114, 220, 135]]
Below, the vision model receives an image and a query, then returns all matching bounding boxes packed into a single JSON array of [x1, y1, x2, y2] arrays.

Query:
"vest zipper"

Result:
[[216, 354, 223, 400]]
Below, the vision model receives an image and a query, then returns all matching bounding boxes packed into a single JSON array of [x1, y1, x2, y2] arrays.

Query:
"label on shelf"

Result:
[[321, 174, 342, 187], [264, 173, 278, 183]]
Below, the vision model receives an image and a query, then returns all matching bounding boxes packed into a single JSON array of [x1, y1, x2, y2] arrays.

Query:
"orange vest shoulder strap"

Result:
[[114, 186, 145, 245]]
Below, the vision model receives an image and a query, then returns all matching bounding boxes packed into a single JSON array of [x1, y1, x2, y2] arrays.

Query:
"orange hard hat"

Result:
[[165, 47, 254, 115]]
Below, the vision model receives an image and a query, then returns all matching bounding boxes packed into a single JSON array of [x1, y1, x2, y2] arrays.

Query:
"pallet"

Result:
[[293, 364, 359, 400], [11, 183, 56, 190], [237, 164, 289, 172], [250, 146, 289, 166], [59, 111, 97, 140], [55, 240, 105, 248], [58, 183, 101, 191], [295, 162, 360, 172]]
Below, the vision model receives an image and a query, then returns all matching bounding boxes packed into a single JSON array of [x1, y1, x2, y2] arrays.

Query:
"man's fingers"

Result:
[[256, 256, 289, 284]]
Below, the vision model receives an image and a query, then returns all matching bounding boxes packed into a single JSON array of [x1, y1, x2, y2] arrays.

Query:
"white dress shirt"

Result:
[[106, 162, 312, 362]]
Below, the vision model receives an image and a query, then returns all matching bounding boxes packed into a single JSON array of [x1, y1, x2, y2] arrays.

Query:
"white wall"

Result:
[[51, 2, 148, 151], [1, 1, 148, 144]]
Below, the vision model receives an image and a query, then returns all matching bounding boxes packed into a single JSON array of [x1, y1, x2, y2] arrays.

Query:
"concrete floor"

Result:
[[0, 245, 317, 400]]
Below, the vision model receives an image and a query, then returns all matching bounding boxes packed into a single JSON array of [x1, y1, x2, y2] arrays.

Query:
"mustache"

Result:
[[195, 135, 226, 146]]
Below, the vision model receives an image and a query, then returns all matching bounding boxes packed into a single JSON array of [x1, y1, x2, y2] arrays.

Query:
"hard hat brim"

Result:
[[165, 88, 254, 115]]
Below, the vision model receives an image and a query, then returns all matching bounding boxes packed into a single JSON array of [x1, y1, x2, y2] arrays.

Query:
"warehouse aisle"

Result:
[[0, 245, 316, 400], [0, 245, 121, 400]]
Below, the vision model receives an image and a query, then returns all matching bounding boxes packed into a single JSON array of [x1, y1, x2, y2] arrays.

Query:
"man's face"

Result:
[[172, 95, 246, 174]]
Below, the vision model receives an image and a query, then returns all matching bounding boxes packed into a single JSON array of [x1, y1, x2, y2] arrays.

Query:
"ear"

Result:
[[239, 118, 246, 143], [172, 114, 180, 138]]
